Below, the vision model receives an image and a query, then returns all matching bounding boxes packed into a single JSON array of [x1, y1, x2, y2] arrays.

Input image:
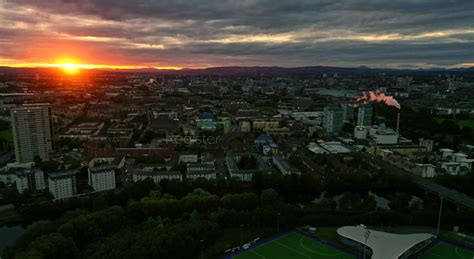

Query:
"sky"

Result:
[[1, 0, 473, 69]]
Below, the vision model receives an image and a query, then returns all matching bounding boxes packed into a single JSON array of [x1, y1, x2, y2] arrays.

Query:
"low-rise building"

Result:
[[178, 153, 199, 163], [59, 122, 104, 140], [272, 155, 301, 175], [440, 162, 464, 175], [186, 163, 216, 180], [200, 152, 216, 166], [255, 134, 278, 155], [307, 141, 351, 155], [354, 126, 368, 140], [187, 170, 216, 180], [226, 154, 267, 181], [419, 138, 434, 152], [132, 169, 182, 183], [453, 152, 468, 162], [414, 164, 436, 178], [440, 148, 454, 160], [459, 159, 474, 172], [0, 170, 16, 185], [240, 121, 251, 133]]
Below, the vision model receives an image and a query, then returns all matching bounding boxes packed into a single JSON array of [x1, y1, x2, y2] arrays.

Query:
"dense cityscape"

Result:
[[0, 67, 473, 258], [1, 1, 474, 258]]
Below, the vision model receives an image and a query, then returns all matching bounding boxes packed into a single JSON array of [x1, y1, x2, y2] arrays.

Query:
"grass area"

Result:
[[433, 133, 474, 145], [434, 133, 456, 141], [234, 232, 354, 259], [311, 227, 341, 244], [420, 242, 474, 259], [0, 207, 21, 226], [435, 118, 474, 129], [441, 231, 474, 250], [0, 129, 13, 142], [206, 227, 277, 257]]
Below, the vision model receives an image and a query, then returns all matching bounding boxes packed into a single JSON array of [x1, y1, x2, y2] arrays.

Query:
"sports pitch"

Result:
[[420, 242, 474, 259], [233, 232, 355, 259]]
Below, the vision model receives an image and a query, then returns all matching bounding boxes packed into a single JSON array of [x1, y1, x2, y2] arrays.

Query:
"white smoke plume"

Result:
[[356, 90, 401, 109]]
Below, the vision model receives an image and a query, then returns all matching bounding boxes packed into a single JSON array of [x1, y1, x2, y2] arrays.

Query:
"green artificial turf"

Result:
[[420, 242, 474, 259], [234, 232, 354, 259]]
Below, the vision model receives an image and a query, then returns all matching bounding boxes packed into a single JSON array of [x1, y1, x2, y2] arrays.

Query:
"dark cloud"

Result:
[[0, 0, 473, 67]]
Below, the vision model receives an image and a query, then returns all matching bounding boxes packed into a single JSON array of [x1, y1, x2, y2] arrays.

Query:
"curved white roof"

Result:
[[337, 225, 434, 259]]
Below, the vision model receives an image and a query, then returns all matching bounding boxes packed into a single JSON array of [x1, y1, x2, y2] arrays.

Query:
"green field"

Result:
[[435, 118, 474, 129], [420, 242, 474, 259], [0, 129, 13, 142], [234, 232, 354, 259]]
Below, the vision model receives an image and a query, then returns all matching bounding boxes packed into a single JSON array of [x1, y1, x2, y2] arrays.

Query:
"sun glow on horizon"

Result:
[[62, 62, 77, 71], [58, 62, 79, 74], [1, 62, 184, 71]]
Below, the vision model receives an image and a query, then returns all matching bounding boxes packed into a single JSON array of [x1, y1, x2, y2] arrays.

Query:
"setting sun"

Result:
[[56, 62, 80, 74], [62, 62, 77, 71]]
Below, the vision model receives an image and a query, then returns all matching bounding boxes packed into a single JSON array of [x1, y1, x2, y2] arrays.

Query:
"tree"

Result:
[[39, 160, 60, 173], [260, 189, 282, 207], [238, 155, 257, 170], [389, 193, 411, 213], [18, 233, 79, 259], [316, 198, 336, 210], [220, 193, 258, 211]]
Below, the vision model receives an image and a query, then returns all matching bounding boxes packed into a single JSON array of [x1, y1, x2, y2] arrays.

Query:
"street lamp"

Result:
[[277, 212, 281, 233], [437, 194, 444, 236], [200, 239, 204, 259], [363, 226, 371, 259], [240, 224, 244, 247]]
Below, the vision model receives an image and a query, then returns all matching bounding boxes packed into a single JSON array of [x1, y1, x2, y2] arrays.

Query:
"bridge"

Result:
[[355, 152, 474, 210]]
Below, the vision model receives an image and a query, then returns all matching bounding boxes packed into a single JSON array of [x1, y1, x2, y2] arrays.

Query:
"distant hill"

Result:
[[1, 65, 473, 76]]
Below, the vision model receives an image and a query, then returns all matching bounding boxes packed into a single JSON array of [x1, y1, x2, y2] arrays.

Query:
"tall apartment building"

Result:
[[11, 104, 53, 163], [342, 103, 354, 122], [48, 171, 77, 200], [323, 106, 343, 133], [88, 164, 116, 192], [357, 104, 373, 126]]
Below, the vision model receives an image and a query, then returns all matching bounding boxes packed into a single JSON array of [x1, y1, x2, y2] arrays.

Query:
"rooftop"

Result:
[[134, 170, 181, 176], [337, 225, 434, 259], [49, 171, 77, 179]]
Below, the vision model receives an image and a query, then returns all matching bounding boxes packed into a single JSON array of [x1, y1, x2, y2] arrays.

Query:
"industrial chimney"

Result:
[[396, 112, 400, 133]]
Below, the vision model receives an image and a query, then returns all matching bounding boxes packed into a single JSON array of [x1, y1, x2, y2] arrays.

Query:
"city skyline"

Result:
[[1, 0, 474, 69]]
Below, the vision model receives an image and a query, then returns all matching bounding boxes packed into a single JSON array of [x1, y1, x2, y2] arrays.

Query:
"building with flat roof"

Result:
[[187, 169, 216, 180], [48, 171, 77, 200], [272, 155, 300, 175], [132, 168, 182, 183], [15, 168, 45, 193], [59, 122, 104, 140], [323, 106, 343, 133], [414, 164, 436, 178], [226, 154, 267, 181], [255, 134, 278, 156], [88, 164, 116, 192], [307, 141, 351, 155], [11, 104, 53, 162], [337, 225, 434, 259], [357, 104, 373, 126]]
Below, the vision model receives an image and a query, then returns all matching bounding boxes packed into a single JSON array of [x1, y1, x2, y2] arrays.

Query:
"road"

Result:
[[0, 151, 13, 166], [355, 151, 474, 210]]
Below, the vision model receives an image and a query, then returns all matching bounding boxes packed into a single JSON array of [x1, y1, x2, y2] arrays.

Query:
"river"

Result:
[[0, 225, 24, 254]]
